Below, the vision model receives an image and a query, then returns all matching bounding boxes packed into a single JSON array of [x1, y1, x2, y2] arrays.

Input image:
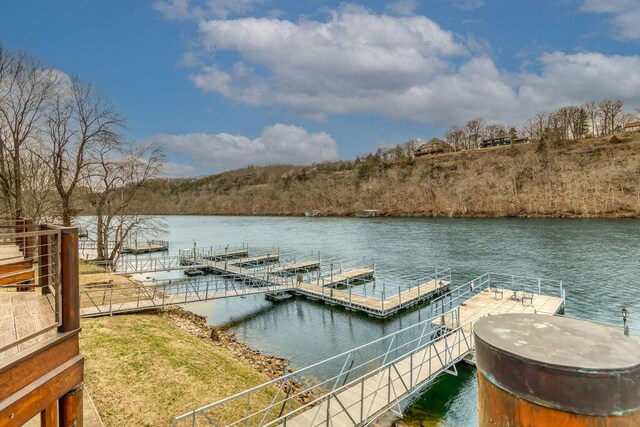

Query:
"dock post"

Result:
[[398, 287, 402, 306], [538, 278, 541, 294]]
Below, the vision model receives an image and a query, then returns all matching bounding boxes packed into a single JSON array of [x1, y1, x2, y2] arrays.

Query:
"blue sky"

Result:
[[2, 0, 639, 176]]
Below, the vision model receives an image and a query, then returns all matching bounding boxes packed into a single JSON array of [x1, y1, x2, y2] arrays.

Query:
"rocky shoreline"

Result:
[[159, 306, 290, 379], [158, 306, 315, 404], [159, 307, 407, 426]]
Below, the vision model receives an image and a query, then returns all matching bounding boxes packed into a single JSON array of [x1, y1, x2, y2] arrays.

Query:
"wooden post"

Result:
[[41, 400, 58, 427], [24, 218, 34, 259], [40, 225, 51, 295], [60, 228, 80, 333], [59, 384, 83, 427]]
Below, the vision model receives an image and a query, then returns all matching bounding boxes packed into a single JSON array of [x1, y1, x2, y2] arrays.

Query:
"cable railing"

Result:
[[0, 221, 66, 360], [172, 306, 472, 427]]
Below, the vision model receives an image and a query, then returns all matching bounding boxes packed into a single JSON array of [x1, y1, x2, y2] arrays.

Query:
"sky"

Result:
[[2, 0, 639, 176]]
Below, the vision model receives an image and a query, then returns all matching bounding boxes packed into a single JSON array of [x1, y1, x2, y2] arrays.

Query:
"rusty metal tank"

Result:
[[474, 313, 640, 426]]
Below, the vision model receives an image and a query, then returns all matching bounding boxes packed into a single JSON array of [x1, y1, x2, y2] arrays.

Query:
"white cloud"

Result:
[[518, 52, 640, 110], [386, 0, 419, 16], [154, 0, 263, 20], [163, 161, 199, 177], [176, 4, 640, 127], [451, 0, 485, 11], [580, 0, 640, 40], [149, 124, 338, 173]]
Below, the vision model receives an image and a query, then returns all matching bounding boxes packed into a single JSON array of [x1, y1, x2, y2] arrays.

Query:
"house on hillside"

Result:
[[480, 136, 529, 148], [414, 138, 452, 157], [624, 121, 640, 132]]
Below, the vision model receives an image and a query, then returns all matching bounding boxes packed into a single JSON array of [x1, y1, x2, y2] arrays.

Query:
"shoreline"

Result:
[[80, 212, 640, 219], [160, 306, 292, 382]]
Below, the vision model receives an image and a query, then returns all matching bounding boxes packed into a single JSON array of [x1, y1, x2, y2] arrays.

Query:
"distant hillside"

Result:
[[115, 133, 640, 218]]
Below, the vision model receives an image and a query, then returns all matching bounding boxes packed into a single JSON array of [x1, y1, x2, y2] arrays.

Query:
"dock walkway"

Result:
[[172, 273, 566, 427]]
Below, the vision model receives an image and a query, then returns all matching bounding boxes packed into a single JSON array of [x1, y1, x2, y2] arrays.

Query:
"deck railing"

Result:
[[80, 273, 299, 317], [0, 220, 79, 360], [429, 272, 565, 317], [172, 306, 472, 427]]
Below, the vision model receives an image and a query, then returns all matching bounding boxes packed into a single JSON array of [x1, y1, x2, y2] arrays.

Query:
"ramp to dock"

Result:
[[172, 273, 566, 427], [172, 307, 472, 427]]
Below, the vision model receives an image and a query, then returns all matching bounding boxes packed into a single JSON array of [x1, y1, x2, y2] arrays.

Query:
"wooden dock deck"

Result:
[[440, 287, 564, 333], [229, 253, 279, 266], [315, 268, 375, 287], [269, 260, 320, 274], [297, 278, 449, 317], [201, 248, 249, 260]]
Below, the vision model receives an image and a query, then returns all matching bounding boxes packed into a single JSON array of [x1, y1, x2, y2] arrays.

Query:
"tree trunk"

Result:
[[61, 196, 72, 226]]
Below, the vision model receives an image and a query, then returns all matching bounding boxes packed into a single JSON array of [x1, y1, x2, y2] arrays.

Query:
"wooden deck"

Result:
[[441, 287, 564, 333], [229, 254, 280, 266], [270, 260, 320, 274], [0, 292, 57, 362], [316, 268, 375, 287], [201, 248, 249, 260], [297, 278, 448, 315]]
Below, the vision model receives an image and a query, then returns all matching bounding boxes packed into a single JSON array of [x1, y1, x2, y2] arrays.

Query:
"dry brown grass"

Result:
[[79, 262, 144, 309], [80, 313, 283, 426]]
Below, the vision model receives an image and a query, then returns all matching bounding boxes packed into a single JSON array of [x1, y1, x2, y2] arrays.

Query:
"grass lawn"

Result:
[[81, 313, 283, 426]]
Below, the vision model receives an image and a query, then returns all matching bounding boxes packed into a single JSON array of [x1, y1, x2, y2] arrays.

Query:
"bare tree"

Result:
[[399, 139, 420, 157], [465, 118, 485, 149], [444, 127, 466, 151], [532, 112, 549, 142], [598, 99, 624, 136], [485, 124, 507, 140], [20, 149, 58, 223], [45, 77, 124, 225], [0, 47, 56, 217], [83, 143, 164, 262], [583, 101, 600, 137]]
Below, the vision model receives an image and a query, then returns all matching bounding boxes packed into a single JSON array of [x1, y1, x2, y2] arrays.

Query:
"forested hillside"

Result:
[[116, 133, 640, 218]]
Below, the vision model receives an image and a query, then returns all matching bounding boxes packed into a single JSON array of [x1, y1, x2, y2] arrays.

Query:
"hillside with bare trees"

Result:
[[121, 131, 640, 218]]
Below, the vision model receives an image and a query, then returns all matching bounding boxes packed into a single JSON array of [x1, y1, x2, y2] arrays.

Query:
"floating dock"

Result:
[[269, 260, 320, 274], [173, 275, 566, 427], [230, 254, 280, 267], [440, 287, 564, 334], [201, 248, 249, 261], [121, 240, 169, 254]]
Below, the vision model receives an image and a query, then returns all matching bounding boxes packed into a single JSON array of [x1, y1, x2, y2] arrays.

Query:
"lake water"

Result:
[[145, 216, 640, 426]]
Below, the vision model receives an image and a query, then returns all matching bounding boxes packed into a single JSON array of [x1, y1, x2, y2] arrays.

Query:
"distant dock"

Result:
[[122, 239, 169, 254]]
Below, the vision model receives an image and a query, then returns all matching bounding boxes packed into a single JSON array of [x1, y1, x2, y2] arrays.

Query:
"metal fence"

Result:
[[172, 306, 472, 427], [429, 272, 565, 317]]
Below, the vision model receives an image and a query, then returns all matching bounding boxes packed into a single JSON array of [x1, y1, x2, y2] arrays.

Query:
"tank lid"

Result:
[[474, 313, 640, 371], [474, 313, 640, 415]]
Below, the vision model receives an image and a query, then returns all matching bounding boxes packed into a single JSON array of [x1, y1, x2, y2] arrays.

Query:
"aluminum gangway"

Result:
[[172, 305, 473, 427], [79, 274, 300, 317]]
